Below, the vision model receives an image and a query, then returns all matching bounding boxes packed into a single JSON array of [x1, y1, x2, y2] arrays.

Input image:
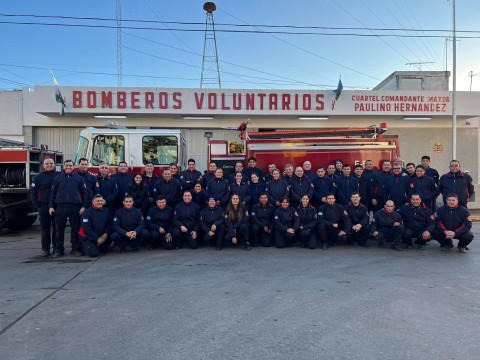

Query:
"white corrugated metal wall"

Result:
[[33, 127, 83, 161]]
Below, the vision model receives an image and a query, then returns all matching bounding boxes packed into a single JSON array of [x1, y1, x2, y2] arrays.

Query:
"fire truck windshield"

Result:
[[74, 136, 89, 165], [92, 135, 125, 166]]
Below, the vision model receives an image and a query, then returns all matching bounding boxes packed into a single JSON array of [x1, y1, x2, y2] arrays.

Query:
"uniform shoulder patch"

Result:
[[274, 215, 279, 219], [31, 183, 35, 187], [318, 212, 323, 216], [146, 216, 151, 220], [251, 212, 255, 216], [113, 217, 117, 222], [82, 219, 88, 223]]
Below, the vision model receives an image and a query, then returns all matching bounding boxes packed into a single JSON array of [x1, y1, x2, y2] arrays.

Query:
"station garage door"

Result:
[[33, 127, 83, 161]]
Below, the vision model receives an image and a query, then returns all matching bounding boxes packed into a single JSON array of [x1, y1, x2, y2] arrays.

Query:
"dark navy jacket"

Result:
[[425, 167, 440, 185], [297, 204, 318, 230], [318, 203, 350, 232], [335, 175, 359, 205], [180, 169, 202, 191], [76, 171, 97, 205], [111, 172, 134, 201], [200, 205, 224, 233], [243, 167, 265, 182], [266, 178, 289, 206], [372, 171, 393, 203], [251, 202, 275, 230], [142, 174, 160, 199], [230, 182, 251, 205], [174, 201, 200, 231], [248, 181, 266, 209], [202, 172, 216, 189], [371, 209, 403, 232], [192, 189, 209, 209], [435, 204, 472, 236], [127, 183, 149, 214], [96, 175, 118, 205], [49, 172, 88, 208], [154, 178, 183, 208], [409, 175, 439, 209], [355, 175, 371, 206], [79, 206, 111, 240], [289, 176, 314, 204], [112, 207, 145, 234], [146, 205, 174, 233], [398, 202, 435, 233], [30, 170, 59, 207], [206, 177, 230, 207], [345, 202, 369, 227], [439, 171, 475, 206], [385, 174, 411, 207], [312, 176, 335, 206], [224, 205, 250, 237], [274, 206, 300, 232]]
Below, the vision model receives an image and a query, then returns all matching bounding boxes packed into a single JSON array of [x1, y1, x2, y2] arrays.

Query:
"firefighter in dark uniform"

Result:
[[345, 192, 370, 247], [439, 160, 475, 208], [95, 163, 118, 218], [111, 161, 134, 209], [274, 197, 300, 248], [421, 155, 440, 184], [409, 165, 439, 210], [192, 183, 209, 210], [251, 192, 275, 247], [317, 194, 350, 249], [371, 160, 393, 211], [230, 171, 251, 206], [154, 169, 183, 209], [206, 168, 230, 208], [200, 196, 225, 250], [202, 162, 217, 189], [384, 163, 410, 209], [335, 164, 359, 206], [111, 195, 148, 253], [290, 167, 314, 206], [49, 159, 87, 257], [312, 166, 335, 207], [243, 156, 265, 182], [78, 194, 111, 257], [397, 193, 435, 250], [224, 194, 251, 250], [180, 158, 202, 191], [145, 196, 174, 250], [433, 193, 474, 253], [30, 157, 59, 257], [266, 168, 289, 207], [353, 164, 371, 207], [142, 162, 160, 205], [296, 195, 318, 249], [173, 190, 201, 249], [371, 200, 404, 251], [76, 157, 97, 206]]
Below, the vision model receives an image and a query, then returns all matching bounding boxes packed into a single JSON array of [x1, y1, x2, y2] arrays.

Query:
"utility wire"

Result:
[[0, 13, 478, 34], [0, 20, 478, 38]]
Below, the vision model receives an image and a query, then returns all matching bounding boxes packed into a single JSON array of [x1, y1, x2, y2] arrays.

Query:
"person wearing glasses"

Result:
[[384, 163, 411, 209], [439, 160, 475, 208]]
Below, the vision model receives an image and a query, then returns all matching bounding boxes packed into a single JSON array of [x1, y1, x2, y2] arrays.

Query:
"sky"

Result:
[[1, 0, 480, 91]]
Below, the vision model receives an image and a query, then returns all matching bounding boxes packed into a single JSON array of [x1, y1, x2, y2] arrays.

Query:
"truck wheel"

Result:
[[0, 208, 6, 232], [5, 205, 36, 230]]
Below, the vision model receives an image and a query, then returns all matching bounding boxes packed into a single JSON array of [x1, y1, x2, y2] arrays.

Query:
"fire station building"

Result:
[[1, 71, 480, 191]]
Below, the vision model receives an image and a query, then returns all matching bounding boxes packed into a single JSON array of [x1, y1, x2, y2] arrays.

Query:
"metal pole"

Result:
[[469, 71, 473, 91], [452, 0, 457, 159]]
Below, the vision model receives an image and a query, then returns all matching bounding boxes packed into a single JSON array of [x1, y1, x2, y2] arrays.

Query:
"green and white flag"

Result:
[[50, 70, 65, 116]]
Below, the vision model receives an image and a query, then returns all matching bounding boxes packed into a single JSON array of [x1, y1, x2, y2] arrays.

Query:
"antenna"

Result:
[[200, 2, 221, 89], [469, 71, 479, 91], [405, 62, 435, 71]]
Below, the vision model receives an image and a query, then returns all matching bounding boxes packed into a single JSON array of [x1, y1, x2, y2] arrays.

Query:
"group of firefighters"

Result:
[[30, 154, 475, 257]]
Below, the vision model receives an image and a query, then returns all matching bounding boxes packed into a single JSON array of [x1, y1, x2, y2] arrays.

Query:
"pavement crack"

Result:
[[0, 256, 101, 337]]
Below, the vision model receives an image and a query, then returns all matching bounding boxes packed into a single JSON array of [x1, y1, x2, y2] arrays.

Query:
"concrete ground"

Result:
[[1, 225, 480, 360]]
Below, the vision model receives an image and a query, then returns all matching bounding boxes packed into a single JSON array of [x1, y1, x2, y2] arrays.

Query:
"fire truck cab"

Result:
[[75, 127, 187, 174], [208, 123, 400, 175]]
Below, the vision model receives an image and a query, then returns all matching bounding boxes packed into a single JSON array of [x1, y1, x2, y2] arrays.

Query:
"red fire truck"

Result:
[[208, 123, 399, 174], [0, 138, 63, 231]]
